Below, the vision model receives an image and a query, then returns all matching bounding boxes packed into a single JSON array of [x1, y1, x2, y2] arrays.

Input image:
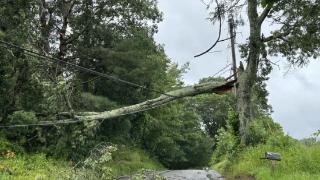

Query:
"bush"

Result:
[[2, 111, 41, 150], [0, 137, 24, 157], [6, 111, 38, 124], [246, 116, 283, 145], [209, 110, 240, 171], [210, 125, 239, 172], [209, 115, 298, 177]]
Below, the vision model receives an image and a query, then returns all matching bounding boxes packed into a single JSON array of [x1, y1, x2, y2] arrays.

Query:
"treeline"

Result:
[[2, 1, 313, 179], [0, 0, 237, 171]]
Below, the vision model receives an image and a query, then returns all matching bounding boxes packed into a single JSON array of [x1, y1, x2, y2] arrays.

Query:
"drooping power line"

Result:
[[0, 40, 236, 128], [0, 99, 168, 128], [0, 40, 176, 98]]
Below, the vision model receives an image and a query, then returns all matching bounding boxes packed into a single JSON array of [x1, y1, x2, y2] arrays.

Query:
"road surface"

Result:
[[117, 169, 224, 180]]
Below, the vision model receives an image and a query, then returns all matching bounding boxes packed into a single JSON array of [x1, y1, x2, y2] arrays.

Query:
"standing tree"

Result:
[[196, 0, 320, 144], [1, 0, 319, 148]]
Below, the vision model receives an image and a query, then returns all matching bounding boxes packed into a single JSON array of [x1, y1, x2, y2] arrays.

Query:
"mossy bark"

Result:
[[237, 0, 263, 144]]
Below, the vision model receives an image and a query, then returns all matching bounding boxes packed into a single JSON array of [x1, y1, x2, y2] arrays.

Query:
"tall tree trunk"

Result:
[[237, 0, 262, 144]]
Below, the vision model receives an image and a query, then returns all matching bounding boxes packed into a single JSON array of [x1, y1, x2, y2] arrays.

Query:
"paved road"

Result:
[[159, 170, 223, 180], [117, 170, 224, 180]]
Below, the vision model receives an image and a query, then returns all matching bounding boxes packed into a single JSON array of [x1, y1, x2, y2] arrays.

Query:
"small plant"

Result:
[[63, 143, 118, 180]]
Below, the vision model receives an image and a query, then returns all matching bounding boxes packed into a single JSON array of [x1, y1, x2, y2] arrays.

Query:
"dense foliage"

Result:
[[0, 1, 217, 178], [0, 0, 319, 179]]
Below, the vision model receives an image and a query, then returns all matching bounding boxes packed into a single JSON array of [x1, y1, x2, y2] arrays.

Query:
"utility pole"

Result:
[[228, 15, 237, 79], [228, 14, 237, 95]]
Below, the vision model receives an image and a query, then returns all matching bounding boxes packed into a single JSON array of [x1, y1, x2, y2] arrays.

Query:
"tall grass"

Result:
[[225, 136, 320, 180], [0, 139, 163, 179], [0, 153, 72, 180]]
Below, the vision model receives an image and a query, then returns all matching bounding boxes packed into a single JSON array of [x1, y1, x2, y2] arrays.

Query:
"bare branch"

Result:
[[263, 31, 290, 42], [194, 0, 222, 58], [226, 0, 244, 12], [257, 5, 272, 25]]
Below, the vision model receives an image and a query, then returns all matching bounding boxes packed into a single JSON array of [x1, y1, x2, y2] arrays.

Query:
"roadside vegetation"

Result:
[[228, 139, 320, 180], [209, 115, 320, 180], [0, 138, 163, 179], [0, 0, 320, 179]]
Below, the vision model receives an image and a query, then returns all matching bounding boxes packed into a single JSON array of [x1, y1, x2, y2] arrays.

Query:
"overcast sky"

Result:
[[154, 0, 320, 139]]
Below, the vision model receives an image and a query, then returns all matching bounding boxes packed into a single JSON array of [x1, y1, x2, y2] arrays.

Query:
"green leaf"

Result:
[[261, 0, 277, 7], [0, 30, 4, 37]]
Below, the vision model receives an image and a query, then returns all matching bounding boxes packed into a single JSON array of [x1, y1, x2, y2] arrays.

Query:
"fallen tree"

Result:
[[69, 79, 236, 122]]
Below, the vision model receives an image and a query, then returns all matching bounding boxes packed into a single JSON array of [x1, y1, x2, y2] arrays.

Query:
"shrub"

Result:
[[6, 111, 38, 124], [2, 111, 41, 150], [210, 125, 239, 172], [210, 115, 289, 174], [0, 137, 24, 156], [246, 116, 283, 145]]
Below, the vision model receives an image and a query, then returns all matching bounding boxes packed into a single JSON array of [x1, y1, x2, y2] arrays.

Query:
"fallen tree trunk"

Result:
[[73, 80, 236, 121]]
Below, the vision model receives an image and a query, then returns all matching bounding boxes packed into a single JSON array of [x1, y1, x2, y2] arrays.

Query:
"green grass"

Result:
[[0, 153, 72, 180], [108, 146, 164, 177], [0, 141, 164, 179], [221, 137, 320, 180], [0, 147, 164, 179]]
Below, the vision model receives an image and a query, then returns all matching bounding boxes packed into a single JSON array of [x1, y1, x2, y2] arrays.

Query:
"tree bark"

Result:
[[237, 0, 262, 144], [72, 80, 235, 121]]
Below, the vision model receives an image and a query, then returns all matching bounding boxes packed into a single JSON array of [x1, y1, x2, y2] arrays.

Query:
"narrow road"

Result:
[[159, 170, 223, 180], [117, 170, 224, 180]]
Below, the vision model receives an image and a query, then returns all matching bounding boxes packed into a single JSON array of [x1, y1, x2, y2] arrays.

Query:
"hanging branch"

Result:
[[194, 0, 222, 58]]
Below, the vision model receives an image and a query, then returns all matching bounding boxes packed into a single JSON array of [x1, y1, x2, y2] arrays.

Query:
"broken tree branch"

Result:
[[73, 80, 236, 121]]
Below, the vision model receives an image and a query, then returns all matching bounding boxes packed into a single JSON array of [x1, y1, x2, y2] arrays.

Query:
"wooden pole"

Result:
[[228, 15, 237, 95]]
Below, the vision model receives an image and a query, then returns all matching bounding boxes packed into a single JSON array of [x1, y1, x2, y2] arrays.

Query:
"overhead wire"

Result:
[[194, 0, 222, 58], [0, 99, 168, 128], [0, 40, 236, 128], [211, 63, 232, 77], [0, 63, 234, 128], [0, 40, 176, 98]]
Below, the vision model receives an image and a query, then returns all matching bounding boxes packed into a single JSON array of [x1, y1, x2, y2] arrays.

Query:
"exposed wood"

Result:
[[73, 80, 236, 121]]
